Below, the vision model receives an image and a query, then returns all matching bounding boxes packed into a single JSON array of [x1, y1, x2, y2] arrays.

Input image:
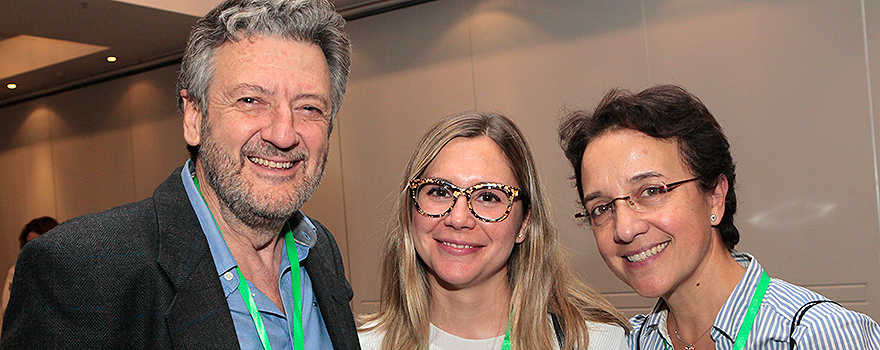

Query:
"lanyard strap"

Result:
[[500, 315, 511, 350], [194, 175, 306, 350], [732, 270, 770, 350], [285, 229, 306, 350], [651, 270, 770, 350]]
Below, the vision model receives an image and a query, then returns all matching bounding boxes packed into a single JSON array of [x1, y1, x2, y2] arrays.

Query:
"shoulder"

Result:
[[358, 320, 385, 350], [763, 277, 848, 321], [303, 215, 336, 244], [585, 320, 628, 350], [31, 198, 160, 253], [763, 278, 880, 347], [300, 214, 346, 265]]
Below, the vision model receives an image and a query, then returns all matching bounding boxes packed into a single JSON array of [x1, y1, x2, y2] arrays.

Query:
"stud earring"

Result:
[[710, 214, 717, 222]]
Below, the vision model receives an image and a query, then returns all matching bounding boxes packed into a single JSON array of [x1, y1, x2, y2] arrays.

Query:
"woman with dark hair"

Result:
[[559, 85, 880, 349], [359, 111, 629, 349], [1, 216, 59, 329]]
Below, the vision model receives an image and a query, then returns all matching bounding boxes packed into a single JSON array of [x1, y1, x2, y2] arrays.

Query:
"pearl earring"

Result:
[[710, 214, 717, 222]]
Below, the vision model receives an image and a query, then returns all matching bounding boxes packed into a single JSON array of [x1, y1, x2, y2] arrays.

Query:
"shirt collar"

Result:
[[638, 302, 674, 346], [180, 159, 318, 280], [712, 251, 762, 343], [636, 252, 761, 345]]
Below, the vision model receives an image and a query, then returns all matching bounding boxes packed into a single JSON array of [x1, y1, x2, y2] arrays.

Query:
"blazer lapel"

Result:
[[303, 222, 358, 349], [154, 168, 240, 349]]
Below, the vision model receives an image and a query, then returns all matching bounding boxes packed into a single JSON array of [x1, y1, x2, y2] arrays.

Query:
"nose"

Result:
[[444, 195, 476, 230], [612, 202, 648, 244], [260, 106, 300, 150]]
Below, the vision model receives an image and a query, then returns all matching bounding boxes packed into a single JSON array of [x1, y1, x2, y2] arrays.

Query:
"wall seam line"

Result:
[[860, 0, 880, 260]]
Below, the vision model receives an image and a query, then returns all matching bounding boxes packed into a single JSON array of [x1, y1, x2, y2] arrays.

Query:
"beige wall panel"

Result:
[[45, 69, 138, 220], [342, 0, 477, 316], [130, 117, 188, 199], [51, 129, 137, 221], [468, 0, 653, 313], [0, 101, 57, 150], [642, 0, 879, 317], [0, 101, 60, 275], [861, 0, 880, 320], [0, 143, 56, 283], [300, 128, 350, 276], [342, 0, 880, 320], [128, 66, 190, 200]]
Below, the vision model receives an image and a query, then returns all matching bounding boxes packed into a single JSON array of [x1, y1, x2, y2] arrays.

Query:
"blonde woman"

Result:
[[359, 112, 629, 350]]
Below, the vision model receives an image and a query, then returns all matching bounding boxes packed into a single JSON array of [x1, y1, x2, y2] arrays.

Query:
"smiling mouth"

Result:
[[441, 241, 478, 249], [625, 242, 669, 263], [248, 156, 295, 170]]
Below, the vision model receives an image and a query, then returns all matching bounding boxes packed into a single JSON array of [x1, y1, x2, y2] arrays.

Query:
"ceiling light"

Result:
[[6, 83, 16, 90], [106, 56, 117, 62]]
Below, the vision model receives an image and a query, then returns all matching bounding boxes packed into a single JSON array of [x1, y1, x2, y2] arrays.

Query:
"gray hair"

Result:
[[177, 0, 350, 132]]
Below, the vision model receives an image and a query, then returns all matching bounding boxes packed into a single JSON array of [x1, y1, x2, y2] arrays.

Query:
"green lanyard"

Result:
[[660, 270, 770, 350], [194, 175, 306, 350], [732, 270, 770, 350], [500, 317, 511, 350]]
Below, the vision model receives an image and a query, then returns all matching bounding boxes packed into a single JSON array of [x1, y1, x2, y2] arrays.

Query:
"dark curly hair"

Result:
[[558, 84, 739, 251], [19, 216, 59, 249]]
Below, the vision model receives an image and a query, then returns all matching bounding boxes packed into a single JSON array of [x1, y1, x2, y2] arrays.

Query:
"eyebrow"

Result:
[[581, 171, 664, 204], [423, 177, 509, 188], [231, 83, 273, 96]]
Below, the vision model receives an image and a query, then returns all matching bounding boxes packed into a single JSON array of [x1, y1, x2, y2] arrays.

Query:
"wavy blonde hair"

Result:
[[359, 111, 629, 349]]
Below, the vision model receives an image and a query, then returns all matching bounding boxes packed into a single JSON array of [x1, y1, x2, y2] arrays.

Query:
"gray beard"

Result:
[[199, 121, 326, 230]]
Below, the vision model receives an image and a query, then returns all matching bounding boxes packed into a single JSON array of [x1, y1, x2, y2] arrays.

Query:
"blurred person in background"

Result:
[[0, 216, 58, 330]]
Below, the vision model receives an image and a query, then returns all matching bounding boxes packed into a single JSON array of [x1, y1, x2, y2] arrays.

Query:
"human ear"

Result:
[[515, 212, 530, 243], [709, 175, 729, 225], [181, 89, 203, 147]]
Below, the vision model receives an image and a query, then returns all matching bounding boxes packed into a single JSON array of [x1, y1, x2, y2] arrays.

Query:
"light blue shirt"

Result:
[[629, 252, 880, 349], [181, 160, 333, 350]]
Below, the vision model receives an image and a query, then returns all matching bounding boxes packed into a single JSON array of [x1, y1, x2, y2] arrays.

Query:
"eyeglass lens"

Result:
[[585, 178, 698, 227], [415, 182, 512, 221]]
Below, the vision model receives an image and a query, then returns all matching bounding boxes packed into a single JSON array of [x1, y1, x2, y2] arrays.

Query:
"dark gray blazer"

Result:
[[0, 167, 360, 349]]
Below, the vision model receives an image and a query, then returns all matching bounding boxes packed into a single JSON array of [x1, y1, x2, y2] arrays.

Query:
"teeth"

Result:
[[442, 241, 475, 249], [249, 157, 294, 169], [626, 242, 668, 262]]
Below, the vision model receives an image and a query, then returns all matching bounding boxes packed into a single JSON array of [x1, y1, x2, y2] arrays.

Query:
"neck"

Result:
[[194, 163, 286, 250], [664, 244, 745, 345], [428, 274, 512, 340], [194, 165, 287, 310]]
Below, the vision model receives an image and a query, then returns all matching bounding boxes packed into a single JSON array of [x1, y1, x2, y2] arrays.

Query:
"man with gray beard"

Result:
[[0, 1, 359, 349]]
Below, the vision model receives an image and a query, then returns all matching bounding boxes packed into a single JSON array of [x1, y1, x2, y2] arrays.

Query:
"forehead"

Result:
[[580, 129, 689, 189], [423, 136, 518, 187], [211, 36, 330, 91]]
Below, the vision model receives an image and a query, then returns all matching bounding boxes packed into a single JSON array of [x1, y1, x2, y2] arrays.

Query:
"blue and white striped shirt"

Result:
[[629, 252, 880, 349]]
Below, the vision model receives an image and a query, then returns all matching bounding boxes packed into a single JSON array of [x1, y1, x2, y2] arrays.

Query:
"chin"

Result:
[[626, 277, 670, 299]]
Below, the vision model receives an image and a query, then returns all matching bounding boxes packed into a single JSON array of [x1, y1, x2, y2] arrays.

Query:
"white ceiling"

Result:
[[114, 0, 376, 17], [0, 0, 431, 107]]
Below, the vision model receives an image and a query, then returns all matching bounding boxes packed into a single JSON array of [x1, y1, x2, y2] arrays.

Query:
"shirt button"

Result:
[[223, 271, 234, 281]]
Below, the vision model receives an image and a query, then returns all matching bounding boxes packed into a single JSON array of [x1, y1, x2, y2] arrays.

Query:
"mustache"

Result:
[[242, 141, 308, 162]]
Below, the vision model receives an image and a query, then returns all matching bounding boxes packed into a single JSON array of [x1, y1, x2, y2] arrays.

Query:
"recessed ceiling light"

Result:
[[6, 83, 16, 90], [106, 56, 117, 62]]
